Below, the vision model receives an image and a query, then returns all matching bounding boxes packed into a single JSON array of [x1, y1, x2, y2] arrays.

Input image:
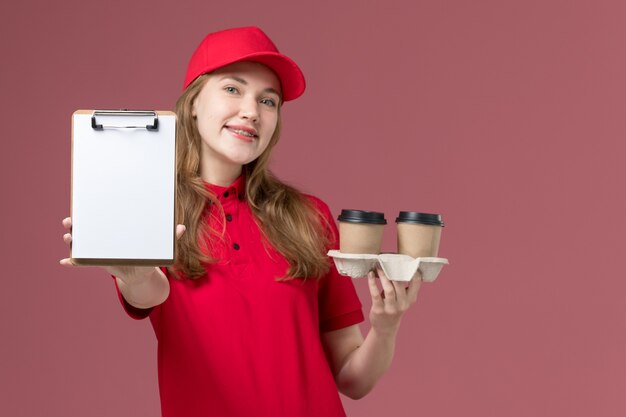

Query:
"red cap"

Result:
[[182, 26, 306, 102]]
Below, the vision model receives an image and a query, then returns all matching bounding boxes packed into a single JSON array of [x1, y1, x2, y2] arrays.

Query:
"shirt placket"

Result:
[[221, 186, 245, 265]]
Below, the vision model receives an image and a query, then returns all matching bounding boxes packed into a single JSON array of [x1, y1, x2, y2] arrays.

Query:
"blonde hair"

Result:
[[168, 74, 331, 280]]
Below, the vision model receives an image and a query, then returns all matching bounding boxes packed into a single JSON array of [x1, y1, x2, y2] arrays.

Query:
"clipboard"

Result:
[[70, 110, 177, 266]]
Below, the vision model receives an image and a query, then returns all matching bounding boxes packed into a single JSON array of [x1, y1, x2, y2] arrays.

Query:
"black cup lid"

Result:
[[395, 211, 444, 226], [337, 209, 387, 225]]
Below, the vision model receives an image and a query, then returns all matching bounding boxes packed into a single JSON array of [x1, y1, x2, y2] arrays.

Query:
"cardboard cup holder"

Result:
[[327, 250, 449, 282]]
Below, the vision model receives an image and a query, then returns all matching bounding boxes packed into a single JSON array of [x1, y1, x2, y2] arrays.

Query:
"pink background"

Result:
[[1, 0, 625, 416]]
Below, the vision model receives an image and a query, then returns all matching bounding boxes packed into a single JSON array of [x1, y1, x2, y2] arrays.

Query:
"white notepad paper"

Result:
[[70, 110, 176, 265]]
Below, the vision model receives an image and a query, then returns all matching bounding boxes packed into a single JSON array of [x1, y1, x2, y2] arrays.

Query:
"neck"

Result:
[[200, 156, 243, 187]]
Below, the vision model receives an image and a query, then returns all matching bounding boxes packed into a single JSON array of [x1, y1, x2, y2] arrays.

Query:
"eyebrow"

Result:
[[219, 75, 281, 98]]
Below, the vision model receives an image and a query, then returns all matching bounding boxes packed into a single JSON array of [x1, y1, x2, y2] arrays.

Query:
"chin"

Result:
[[225, 153, 260, 166]]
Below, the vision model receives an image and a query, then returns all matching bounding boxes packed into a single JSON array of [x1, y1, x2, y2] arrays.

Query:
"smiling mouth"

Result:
[[225, 126, 258, 139]]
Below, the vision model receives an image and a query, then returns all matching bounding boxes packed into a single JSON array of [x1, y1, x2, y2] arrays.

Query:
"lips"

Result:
[[225, 124, 258, 138]]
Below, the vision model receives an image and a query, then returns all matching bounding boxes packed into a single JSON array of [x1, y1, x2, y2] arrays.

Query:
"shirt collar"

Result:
[[203, 172, 246, 203]]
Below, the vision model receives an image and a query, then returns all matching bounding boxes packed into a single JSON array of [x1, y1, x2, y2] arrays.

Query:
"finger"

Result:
[[376, 267, 397, 302], [175, 224, 186, 240], [63, 233, 72, 246], [59, 258, 75, 267], [391, 279, 408, 305], [407, 272, 423, 303], [367, 272, 384, 308], [62, 217, 72, 230]]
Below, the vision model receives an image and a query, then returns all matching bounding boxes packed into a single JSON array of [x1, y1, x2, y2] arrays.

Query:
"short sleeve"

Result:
[[307, 195, 365, 332], [110, 267, 167, 320]]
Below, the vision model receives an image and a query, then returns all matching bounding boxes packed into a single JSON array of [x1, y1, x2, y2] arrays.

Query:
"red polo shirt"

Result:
[[113, 174, 364, 417]]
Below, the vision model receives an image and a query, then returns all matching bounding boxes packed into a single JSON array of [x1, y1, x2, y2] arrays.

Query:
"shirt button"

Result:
[[223, 191, 229, 198], [233, 243, 240, 250], [226, 214, 232, 222]]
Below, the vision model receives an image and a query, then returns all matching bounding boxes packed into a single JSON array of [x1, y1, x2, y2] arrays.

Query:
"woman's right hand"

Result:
[[59, 217, 186, 285]]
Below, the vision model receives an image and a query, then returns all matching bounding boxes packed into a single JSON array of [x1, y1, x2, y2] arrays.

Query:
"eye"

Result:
[[224, 86, 239, 94], [261, 98, 277, 107]]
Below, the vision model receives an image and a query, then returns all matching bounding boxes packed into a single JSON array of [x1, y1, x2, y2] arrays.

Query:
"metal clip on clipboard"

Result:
[[91, 110, 159, 131]]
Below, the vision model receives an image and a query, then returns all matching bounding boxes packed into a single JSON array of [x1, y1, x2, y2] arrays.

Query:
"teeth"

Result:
[[231, 128, 254, 137]]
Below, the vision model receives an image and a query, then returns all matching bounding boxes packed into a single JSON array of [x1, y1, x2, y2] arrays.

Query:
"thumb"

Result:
[[175, 224, 187, 240]]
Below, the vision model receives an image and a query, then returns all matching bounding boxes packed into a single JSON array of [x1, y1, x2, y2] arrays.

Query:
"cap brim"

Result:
[[234, 52, 305, 102], [191, 52, 304, 102]]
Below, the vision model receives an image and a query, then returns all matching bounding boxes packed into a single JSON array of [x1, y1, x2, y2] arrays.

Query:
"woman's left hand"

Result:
[[367, 267, 422, 336]]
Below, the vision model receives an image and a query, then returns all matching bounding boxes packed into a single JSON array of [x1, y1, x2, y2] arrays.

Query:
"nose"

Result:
[[239, 96, 259, 122]]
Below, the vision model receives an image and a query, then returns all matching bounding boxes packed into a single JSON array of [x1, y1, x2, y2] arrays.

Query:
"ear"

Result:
[[191, 99, 198, 118]]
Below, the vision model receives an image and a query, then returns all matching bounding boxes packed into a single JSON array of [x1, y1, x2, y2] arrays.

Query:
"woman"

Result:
[[60, 26, 422, 417]]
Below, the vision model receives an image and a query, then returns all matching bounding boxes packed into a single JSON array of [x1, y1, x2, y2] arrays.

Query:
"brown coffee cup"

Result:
[[396, 212, 444, 258], [337, 210, 387, 254]]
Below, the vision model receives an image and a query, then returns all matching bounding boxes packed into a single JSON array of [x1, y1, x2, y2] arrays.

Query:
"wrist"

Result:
[[117, 267, 169, 309], [370, 321, 401, 339], [117, 267, 160, 287]]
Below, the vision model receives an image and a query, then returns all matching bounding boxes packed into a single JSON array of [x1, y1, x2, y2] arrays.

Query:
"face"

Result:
[[192, 61, 282, 174]]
